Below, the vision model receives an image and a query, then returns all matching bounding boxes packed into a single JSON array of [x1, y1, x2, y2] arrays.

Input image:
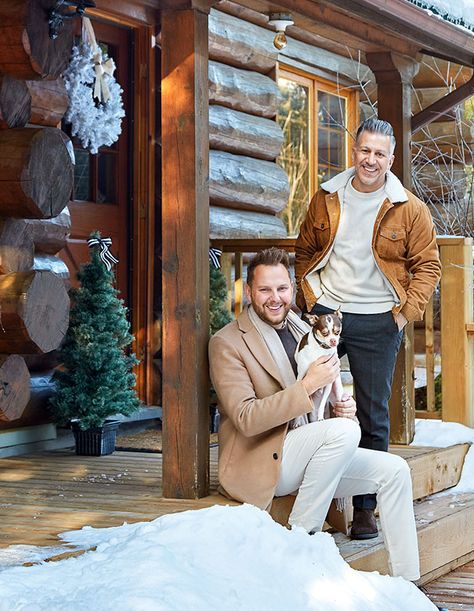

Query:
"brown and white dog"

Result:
[[295, 310, 344, 421]]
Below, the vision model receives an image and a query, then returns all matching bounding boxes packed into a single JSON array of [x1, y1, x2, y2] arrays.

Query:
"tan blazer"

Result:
[[209, 307, 313, 510]]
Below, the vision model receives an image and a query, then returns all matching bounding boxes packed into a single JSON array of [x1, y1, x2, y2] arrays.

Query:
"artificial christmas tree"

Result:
[[49, 233, 140, 454]]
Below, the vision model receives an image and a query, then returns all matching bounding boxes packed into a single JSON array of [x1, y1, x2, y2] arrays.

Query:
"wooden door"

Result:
[[61, 19, 131, 302]]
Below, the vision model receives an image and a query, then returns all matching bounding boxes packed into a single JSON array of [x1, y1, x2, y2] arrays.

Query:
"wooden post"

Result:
[[161, 4, 213, 498], [439, 237, 474, 426], [366, 52, 419, 444]]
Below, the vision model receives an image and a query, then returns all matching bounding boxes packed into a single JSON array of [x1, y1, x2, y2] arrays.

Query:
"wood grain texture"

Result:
[[209, 150, 289, 213], [161, 8, 210, 499], [210, 206, 287, 239], [209, 9, 277, 74], [25, 207, 71, 255], [209, 105, 284, 160], [0, 271, 69, 354], [0, 355, 30, 422], [209, 60, 281, 118], [0, 128, 73, 219], [0, 218, 34, 274], [0, 0, 73, 79], [0, 75, 30, 129]]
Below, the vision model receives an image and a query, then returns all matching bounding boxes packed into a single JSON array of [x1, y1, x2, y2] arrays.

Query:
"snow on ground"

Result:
[[414, 419, 474, 494], [0, 504, 434, 611]]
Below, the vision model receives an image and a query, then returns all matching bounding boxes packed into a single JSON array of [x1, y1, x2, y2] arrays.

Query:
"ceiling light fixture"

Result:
[[267, 12, 294, 50]]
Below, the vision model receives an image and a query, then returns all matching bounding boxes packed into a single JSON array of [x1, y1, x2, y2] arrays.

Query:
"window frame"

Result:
[[277, 65, 359, 196]]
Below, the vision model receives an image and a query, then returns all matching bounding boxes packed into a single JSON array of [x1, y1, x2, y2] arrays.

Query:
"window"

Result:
[[277, 68, 358, 235]]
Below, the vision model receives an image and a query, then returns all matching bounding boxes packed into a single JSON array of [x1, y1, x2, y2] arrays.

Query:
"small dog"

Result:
[[295, 310, 344, 421]]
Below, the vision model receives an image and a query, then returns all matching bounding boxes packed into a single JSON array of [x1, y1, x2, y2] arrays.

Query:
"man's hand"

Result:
[[301, 353, 340, 396], [332, 394, 357, 419], [395, 312, 408, 331]]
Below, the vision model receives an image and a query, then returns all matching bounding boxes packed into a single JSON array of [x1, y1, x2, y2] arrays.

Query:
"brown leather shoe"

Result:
[[350, 508, 378, 540]]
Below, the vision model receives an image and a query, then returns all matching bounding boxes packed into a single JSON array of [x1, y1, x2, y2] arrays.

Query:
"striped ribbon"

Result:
[[87, 236, 119, 271], [209, 247, 222, 270]]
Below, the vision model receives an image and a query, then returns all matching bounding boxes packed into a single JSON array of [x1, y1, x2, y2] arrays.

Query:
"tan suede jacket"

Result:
[[295, 170, 441, 322]]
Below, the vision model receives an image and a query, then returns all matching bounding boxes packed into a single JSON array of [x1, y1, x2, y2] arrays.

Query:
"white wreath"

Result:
[[63, 41, 125, 154]]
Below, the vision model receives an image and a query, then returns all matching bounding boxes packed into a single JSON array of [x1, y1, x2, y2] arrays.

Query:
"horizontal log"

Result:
[[0, 127, 73, 218], [209, 105, 284, 160], [209, 60, 281, 118], [0, 0, 73, 79], [33, 254, 70, 284], [209, 9, 277, 74], [0, 75, 30, 129], [210, 150, 289, 213], [210, 205, 287, 239], [24, 207, 71, 254], [0, 218, 34, 273], [27, 78, 69, 127], [0, 271, 69, 354], [0, 355, 30, 422]]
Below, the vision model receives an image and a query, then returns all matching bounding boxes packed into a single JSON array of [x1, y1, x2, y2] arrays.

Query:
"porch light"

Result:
[[268, 12, 294, 50], [48, 0, 96, 39]]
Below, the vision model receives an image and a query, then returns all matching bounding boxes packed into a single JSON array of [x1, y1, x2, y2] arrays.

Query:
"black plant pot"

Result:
[[71, 420, 120, 456]]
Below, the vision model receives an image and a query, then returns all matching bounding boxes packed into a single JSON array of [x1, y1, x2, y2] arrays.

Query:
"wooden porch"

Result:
[[1, 441, 474, 606]]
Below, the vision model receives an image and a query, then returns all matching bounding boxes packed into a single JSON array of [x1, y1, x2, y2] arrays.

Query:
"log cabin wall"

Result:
[[208, 7, 373, 240], [0, 2, 73, 431]]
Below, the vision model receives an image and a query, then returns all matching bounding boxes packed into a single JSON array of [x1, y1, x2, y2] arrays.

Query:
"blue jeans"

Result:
[[310, 303, 403, 511]]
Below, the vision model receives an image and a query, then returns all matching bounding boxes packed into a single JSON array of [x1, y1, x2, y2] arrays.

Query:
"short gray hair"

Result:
[[356, 118, 396, 153]]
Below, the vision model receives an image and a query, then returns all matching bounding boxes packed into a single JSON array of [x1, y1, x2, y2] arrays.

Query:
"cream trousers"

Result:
[[275, 418, 420, 581]]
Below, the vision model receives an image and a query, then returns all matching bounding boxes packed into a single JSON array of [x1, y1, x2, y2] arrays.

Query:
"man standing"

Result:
[[295, 118, 441, 539], [209, 247, 420, 581]]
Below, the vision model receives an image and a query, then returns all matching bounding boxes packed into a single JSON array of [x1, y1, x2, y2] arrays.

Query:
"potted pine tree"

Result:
[[49, 233, 140, 455]]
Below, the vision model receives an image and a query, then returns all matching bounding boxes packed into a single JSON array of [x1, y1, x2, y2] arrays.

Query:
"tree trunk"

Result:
[[25, 207, 71, 254], [0, 355, 30, 422], [0, 372, 54, 428], [0, 218, 34, 273], [0, 0, 74, 79], [0, 75, 30, 129], [0, 271, 69, 353], [0, 127, 74, 218]]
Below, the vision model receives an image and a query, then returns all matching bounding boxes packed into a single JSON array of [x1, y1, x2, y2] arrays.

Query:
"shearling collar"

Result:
[[320, 167, 408, 204]]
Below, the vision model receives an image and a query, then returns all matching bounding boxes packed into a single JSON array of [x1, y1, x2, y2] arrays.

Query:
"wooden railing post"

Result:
[[439, 236, 474, 425]]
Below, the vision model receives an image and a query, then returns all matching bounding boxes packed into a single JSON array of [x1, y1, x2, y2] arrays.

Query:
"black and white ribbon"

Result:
[[209, 247, 222, 270], [87, 236, 119, 271]]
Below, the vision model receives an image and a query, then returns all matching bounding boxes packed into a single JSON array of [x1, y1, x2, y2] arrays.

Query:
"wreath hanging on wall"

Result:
[[63, 17, 125, 154]]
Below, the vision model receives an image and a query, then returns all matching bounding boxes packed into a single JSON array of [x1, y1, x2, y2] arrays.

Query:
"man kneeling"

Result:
[[209, 247, 420, 581]]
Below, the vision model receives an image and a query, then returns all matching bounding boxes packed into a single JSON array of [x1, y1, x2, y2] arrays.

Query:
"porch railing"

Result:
[[211, 236, 474, 428]]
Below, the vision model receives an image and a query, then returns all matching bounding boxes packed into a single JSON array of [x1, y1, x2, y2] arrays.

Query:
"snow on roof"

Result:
[[406, 0, 474, 33]]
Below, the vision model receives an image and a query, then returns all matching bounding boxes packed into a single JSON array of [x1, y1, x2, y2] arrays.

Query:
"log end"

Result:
[[0, 355, 30, 422]]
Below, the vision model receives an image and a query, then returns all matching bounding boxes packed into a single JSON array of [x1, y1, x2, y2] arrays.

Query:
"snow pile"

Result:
[[414, 418, 474, 494], [0, 504, 434, 610]]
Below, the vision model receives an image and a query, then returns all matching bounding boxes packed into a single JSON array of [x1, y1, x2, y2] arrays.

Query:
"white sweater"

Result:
[[315, 177, 397, 314]]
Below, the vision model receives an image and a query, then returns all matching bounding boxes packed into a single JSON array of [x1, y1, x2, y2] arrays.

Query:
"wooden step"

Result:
[[334, 491, 474, 585], [392, 444, 469, 500], [270, 444, 470, 529]]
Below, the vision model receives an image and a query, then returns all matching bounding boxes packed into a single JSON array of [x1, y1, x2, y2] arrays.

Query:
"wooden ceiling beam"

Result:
[[412, 74, 474, 135], [218, 0, 418, 57]]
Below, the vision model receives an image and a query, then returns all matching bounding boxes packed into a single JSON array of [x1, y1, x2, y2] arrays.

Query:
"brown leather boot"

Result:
[[350, 508, 378, 540]]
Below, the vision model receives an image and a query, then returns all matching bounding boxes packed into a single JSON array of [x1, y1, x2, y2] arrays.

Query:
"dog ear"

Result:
[[303, 313, 319, 326], [334, 307, 343, 320]]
